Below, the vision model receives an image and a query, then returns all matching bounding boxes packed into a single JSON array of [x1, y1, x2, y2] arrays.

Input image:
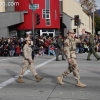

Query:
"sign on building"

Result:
[[29, 4, 39, 10]]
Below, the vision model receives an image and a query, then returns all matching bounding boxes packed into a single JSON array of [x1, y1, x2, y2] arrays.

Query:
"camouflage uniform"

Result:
[[87, 34, 100, 60], [57, 29, 86, 87], [17, 37, 43, 83], [63, 37, 81, 79], [19, 43, 38, 77]]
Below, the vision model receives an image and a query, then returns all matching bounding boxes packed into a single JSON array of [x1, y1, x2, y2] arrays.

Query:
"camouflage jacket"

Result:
[[23, 44, 32, 61], [64, 36, 82, 59]]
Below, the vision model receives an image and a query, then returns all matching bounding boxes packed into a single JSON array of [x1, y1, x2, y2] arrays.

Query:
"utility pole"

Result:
[[32, 0, 35, 45], [92, 0, 95, 34], [74, 15, 79, 37], [77, 25, 79, 37], [28, 0, 35, 44], [28, 0, 35, 59]]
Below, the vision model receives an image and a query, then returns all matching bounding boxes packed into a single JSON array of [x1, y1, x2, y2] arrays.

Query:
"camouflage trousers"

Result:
[[62, 58, 80, 80], [19, 60, 38, 77]]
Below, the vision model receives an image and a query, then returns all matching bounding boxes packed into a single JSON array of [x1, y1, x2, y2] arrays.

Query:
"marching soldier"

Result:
[[56, 35, 65, 61], [87, 34, 100, 60], [57, 29, 86, 88], [26, 31, 34, 59], [16, 37, 43, 83]]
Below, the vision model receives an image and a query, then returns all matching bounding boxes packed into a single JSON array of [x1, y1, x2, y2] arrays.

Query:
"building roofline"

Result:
[[0, 11, 28, 13], [62, 12, 74, 20]]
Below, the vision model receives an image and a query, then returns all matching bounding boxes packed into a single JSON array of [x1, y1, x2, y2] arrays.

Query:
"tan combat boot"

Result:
[[35, 75, 43, 82], [16, 77, 25, 83], [57, 75, 64, 85], [75, 79, 86, 88]]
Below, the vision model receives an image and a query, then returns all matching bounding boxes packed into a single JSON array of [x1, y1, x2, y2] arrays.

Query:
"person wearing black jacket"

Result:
[[56, 35, 65, 61]]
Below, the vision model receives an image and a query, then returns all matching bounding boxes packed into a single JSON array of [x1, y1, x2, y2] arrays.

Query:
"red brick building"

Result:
[[15, 0, 60, 37]]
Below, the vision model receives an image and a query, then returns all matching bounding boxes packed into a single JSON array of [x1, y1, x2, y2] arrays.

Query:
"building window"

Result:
[[42, 9, 50, 26], [42, 0, 51, 26], [46, 0, 50, 26], [42, 9, 45, 18], [35, 4, 39, 9], [46, 0, 50, 9], [43, 13, 45, 18], [46, 13, 50, 18], [42, 9, 50, 18], [46, 19, 50, 25]]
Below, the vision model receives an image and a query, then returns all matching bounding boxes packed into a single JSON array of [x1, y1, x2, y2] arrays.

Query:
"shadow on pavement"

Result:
[[5, 69, 18, 77], [5, 69, 37, 82], [9, 61, 22, 66], [37, 69, 58, 84], [85, 69, 100, 75]]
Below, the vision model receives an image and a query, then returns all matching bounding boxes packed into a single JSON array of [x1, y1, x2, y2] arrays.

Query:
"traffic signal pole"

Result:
[[32, 0, 35, 46], [28, 0, 35, 59], [28, 0, 35, 44], [93, 1, 94, 34], [74, 15, 79, 37], [77, 25, 79, 37]]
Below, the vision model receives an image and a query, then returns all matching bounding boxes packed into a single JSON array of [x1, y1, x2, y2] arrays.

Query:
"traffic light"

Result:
[[36, 13, 40, 25], [73, 29, 76, 33], [74, 15, 79, 26]]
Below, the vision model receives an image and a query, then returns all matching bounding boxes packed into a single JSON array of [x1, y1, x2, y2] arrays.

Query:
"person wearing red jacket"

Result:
[[48, 44, 55, 55], [15, 45, 21, 56]]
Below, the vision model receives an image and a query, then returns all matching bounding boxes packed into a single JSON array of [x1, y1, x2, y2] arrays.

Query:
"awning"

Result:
[[62, 23, 67, 28]]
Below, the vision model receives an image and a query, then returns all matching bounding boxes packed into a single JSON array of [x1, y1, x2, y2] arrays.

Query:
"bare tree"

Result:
[[79, 0, 97, 15]]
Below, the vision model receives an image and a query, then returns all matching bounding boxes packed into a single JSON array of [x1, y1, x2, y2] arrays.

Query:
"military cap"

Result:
[[68, 29, 75, 34]]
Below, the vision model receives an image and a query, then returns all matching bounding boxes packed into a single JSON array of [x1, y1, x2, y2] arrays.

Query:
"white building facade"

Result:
[[63, 0, 92, 36]]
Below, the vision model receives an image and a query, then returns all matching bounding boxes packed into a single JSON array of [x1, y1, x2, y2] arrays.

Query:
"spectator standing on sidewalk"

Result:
[[48, 44, 55, 55], [56, 35, 65, 61]]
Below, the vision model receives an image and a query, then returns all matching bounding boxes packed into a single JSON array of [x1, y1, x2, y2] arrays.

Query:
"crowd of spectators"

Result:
[[0, 34, 100, 57], [76, 34, 100, 53], [0, 36, 23, 57], [0, 36, 58, 57]]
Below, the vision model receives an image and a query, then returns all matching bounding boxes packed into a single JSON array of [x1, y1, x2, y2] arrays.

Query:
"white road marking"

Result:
[[0, 57, 18, 62], [0, 57, 56, 89]]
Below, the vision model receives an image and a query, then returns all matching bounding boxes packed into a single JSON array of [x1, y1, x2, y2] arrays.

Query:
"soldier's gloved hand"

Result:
[[29, 59, 34, 63], [68, 58, 72, 64]]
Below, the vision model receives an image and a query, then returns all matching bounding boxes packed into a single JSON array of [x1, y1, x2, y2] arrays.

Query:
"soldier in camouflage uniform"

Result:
[[17, 37, 43, 83], [57, 29, 86, 88], [87, 34, 100, 60]]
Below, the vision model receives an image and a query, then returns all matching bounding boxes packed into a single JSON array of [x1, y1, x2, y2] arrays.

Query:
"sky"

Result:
[[76, 0, 100, 10], [96, 0, 100, 9]]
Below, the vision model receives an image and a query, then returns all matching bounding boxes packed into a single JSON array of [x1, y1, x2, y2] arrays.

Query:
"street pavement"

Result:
[[0, 53, 100, 100]]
